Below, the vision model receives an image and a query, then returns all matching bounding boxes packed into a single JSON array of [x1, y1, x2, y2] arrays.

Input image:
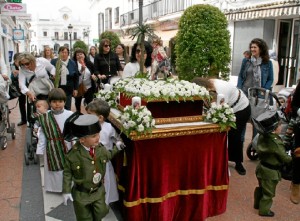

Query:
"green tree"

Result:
[[99, 31, 121, 51], [175, 4, 231, 81], [130, 24, 155, 75], [73, 40, 88, 54]]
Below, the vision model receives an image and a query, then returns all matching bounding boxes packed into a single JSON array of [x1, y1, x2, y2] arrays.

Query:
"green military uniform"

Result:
[[63, 141, 120, 221], [255, 133, 292, 216]]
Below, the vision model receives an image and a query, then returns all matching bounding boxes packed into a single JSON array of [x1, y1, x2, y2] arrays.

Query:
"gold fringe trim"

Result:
[[118, 185, 228, 207]]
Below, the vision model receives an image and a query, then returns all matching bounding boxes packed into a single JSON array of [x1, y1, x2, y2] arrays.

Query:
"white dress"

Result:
[[123, 62, 151, 79], [36, 109, 73, 192], [100, 121, 119, 205]]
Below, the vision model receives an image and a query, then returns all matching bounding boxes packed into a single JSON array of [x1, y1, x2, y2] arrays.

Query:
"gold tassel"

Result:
[[123, 151, 127, 166]]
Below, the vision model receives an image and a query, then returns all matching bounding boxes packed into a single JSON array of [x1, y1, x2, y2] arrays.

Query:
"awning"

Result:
[[225, 3, 300, 21]]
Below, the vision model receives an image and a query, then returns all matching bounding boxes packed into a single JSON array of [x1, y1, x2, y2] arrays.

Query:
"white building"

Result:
[[29, 6, 91, 56], [24, 0, 300, 89], [0, 0, 31, 70]]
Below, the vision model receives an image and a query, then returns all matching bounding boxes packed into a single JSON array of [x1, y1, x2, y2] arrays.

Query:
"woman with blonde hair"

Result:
[[88, 46, 98, 64], [42, 46, 55, 61], [151, 37, 168, 80]]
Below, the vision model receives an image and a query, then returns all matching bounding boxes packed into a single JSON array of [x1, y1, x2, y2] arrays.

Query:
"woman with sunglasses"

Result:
[[18, 52, 55, 102], [94, 39, 122, 85], [123, 41, 153, 79]]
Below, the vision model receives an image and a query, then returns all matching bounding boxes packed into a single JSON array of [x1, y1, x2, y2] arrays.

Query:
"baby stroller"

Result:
[[0, 78, 16, 150], [24, 102, 38, 165], [246, 87, 288, 160]]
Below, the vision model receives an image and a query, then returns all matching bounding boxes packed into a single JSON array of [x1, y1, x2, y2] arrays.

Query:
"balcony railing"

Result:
[[120, 0, 193, 27]]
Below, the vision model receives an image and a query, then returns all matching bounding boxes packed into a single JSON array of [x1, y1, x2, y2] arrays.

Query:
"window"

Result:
[[43, 31, 47, 37], [54, 32, 59, 40], [64, 32, 68, 40], [98, 12, 104, 35], [105, 7, 112, 30], [74, 32, 77, 40], [114, 7, 119, 24]]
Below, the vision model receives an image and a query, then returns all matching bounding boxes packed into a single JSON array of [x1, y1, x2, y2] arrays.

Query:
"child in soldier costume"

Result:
[[86, 99, 125, 221], [36, 88, 73, 192], [62, 114, 123, 221], [253, 110, 292, 217]]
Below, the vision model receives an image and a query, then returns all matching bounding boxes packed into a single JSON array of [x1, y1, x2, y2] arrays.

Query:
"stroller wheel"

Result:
[[0, 137, 8, 150], [10, 123, 16, 140], [246, 143, 259, 160], [33, 153, 38, 164], [24, 152, 29, 165]]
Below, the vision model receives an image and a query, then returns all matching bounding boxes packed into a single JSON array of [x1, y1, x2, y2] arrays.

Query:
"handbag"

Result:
[[248, 87, 275, 119], [9, 84, 21, 100], [76, 83, 87, 97], [28, 77, 54, 96]]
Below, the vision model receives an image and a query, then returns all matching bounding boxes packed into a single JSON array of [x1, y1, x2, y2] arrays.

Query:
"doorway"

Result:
[[277, 19, 300, 87]]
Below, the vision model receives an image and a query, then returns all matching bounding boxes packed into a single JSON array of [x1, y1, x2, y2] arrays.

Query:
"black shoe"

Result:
[[235, 163, 246, 175], [17, 121, 26, 126], [259, 211, 275, 217]]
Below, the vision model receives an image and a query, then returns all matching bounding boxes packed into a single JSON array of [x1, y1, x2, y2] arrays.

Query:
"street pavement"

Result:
[[1, 99, 300, 221]]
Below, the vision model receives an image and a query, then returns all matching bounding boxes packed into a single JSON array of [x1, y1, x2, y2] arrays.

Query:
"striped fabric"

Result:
[[38, 112, 67, 171]]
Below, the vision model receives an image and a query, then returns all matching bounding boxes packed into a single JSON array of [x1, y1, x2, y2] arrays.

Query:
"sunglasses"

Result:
[[20, 61, 31, 67], [136, 49, 141, 54], [104, 44, 111, 48]]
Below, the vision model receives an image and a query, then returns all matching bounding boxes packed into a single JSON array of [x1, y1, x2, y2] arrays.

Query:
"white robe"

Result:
[[100, 122, 119, 205], [36, 109, 73, 192]]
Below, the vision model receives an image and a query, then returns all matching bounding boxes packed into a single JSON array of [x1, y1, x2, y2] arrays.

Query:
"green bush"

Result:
[[175, 4, 231, 81], [100, 31, 121, 51], [73, 40, 88, 54]]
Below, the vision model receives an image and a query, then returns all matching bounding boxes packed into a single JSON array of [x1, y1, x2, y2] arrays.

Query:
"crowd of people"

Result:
[[1, 36, 300, 219], [0, 37, 172, 220]]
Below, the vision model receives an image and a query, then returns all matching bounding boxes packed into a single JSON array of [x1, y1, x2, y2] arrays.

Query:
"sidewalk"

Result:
[[1, 99, 300, 220]]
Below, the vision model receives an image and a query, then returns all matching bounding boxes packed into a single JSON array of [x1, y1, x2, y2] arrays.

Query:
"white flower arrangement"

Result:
[[114, 78, 209, 102], [205, 102, 236, 131], [95, 90, 118, 108], [118, 105, 155, 136]]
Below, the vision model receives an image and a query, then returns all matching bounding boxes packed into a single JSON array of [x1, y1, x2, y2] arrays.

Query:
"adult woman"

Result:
[[18, 52, 55, 102], [43, 46, 55, 61], [237, 38, 274, 144], [123, 41, 153, 79], [11, 53, 27, 126], [51, 46, 79, 110], [88, 46, 98, 64], [72, 48, 97, 113], [94, 39, 122, 84], [237, 38, 274, 95], [192, 77, 251, 175], [115, 43, 128, 70], [151, 38, 168, 80]]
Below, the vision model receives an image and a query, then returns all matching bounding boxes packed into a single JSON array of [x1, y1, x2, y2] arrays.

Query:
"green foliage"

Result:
[[130, 24, 156, 73], [73, 40, 88, 54], [100, 31, 121, 50], [175, 4, 231, 81]]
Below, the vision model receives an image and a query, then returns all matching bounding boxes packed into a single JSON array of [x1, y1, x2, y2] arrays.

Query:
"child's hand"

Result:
[[63, 193, 73, 205]]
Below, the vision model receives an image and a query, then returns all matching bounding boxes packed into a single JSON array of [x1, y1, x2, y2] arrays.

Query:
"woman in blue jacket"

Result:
[[237, 38, 274, 95]]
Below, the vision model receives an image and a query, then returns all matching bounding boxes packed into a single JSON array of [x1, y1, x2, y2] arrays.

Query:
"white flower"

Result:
[[137, 124, 144, 132], [205, 103, 236, 131], [118, 105, 155, 136]]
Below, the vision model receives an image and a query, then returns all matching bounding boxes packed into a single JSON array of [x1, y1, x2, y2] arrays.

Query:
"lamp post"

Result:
[[83, 27, 90, 48], [68, 24, 73, 57]]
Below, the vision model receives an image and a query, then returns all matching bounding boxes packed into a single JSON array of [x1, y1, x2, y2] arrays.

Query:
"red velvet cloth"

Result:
[[119, 93, 203, 118], [115, 132, 229, 221]]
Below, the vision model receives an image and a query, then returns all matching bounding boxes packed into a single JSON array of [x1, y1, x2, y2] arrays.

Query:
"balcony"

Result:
[[120, 0, 193, 27]]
